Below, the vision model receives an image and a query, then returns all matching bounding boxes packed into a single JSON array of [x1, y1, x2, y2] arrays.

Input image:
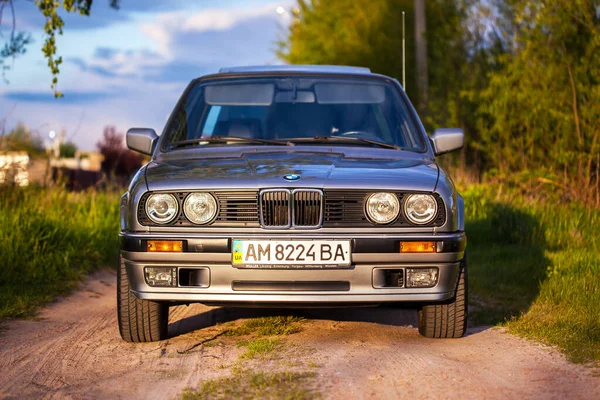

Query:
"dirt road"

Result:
[[0, 270, 598, 399]]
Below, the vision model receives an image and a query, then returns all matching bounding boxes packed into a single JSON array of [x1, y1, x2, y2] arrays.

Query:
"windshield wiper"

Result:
[[169, 136, 290, 149], [286, 136, 401, 150]]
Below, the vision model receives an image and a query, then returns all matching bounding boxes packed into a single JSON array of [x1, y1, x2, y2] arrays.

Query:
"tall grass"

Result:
[[464, 185, 600, 363], [0, 186, 120, 320]]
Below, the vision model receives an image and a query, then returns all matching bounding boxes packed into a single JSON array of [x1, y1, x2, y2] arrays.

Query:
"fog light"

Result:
[[406, 268, 438, 288], [145, 267, 177, 287], [399, 241, 436, 253], [147, 240, 183, 252]]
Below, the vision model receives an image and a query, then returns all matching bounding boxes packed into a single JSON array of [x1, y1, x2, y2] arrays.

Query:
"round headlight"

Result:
[[183, 193, 218, 225], [145, 193, 179, 224], [366, 192, 400, 224], [404, 194, 438, 225]]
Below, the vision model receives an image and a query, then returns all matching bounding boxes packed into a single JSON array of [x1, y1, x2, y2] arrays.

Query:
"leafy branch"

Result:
[[0, 0, 120, 97], [0, 0, 32, 82]]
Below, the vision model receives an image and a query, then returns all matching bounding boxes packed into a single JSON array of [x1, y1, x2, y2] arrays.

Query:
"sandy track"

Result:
[[0, 270, 598, 399]]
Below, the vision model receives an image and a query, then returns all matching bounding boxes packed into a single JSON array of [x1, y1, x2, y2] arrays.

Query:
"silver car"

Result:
[[118, 65, 467, 342]]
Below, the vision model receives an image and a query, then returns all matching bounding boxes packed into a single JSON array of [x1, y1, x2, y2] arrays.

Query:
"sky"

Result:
[[0, 0, 293, 150]]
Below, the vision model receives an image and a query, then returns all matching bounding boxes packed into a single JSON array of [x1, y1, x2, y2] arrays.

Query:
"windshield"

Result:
[[164, 76, 425, 151]]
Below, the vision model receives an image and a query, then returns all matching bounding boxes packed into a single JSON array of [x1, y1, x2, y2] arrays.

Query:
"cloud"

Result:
[[140, 2, 290, 60], [67, 47, 166, 79], [3, 91, 110, 104], [66, 2, 290, 84], [8, 0, 193, 31], [94, 47, 120, 60]]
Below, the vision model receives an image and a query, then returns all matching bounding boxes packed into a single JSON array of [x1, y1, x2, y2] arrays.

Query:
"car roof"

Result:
[[217, 65, 373, 76]]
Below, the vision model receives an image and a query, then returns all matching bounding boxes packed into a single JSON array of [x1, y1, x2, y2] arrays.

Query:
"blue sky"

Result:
[[1, 0, 293, 150]]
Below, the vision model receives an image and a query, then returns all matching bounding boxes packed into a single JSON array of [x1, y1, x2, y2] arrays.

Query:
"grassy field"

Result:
[[464, 184, 600, 364], [0, 186, 120, 320]]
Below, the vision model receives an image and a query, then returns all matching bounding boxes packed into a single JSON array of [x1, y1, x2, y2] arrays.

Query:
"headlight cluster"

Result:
[[365, 192, 438, 225], [145, 192, 218, 225]]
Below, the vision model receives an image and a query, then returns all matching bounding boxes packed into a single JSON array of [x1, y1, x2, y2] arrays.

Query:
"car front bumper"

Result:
[[120, 232, 466, 305]]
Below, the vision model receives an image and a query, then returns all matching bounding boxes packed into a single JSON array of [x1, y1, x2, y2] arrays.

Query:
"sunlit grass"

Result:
[[237, 338, 281, 359], [181, 370, 318, 400], [226, 316, 305, 337], [0, 186, 120, 320], [464, 185, 600, 363]]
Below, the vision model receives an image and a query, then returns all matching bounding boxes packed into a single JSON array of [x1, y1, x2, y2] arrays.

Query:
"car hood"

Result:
[[145, 150, 439, 192]]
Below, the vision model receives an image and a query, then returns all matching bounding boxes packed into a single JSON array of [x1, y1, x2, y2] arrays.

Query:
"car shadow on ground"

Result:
[[169, 304, 421, 338], [168, 304, 494, 339]]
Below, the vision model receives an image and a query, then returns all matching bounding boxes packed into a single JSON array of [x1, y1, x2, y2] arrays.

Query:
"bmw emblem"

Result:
[[283, 174, 301, 181]]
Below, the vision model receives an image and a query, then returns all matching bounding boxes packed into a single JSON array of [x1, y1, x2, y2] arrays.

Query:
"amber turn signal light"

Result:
[[147, 240, 183, 252], [399, 241, 436, 253]]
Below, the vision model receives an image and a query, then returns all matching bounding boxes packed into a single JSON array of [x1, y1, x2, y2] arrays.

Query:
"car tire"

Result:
[[417, 253, 468, 338], [117, 254, 169, 342]]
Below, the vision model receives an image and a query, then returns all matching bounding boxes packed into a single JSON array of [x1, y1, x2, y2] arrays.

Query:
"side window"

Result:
[[202, 106, 222, 136]]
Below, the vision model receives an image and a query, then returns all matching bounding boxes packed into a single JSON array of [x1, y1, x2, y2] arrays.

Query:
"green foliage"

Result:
[[226, 316, 305, 337], [0, 31, 33, 80], [59, 140, 77, 158], [237, 338, 281, 359], [464, 184, 600, 363], [0, 123, 46, 156], [0, 186, 120, 320], [36, 0, 92, 97], [181, 370, 318, 400], [472, 0, 600, 204]]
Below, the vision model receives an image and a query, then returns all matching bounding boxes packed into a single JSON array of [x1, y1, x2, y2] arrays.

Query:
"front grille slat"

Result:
[[292, 189, 322, 228], [261, 190, 290, 227]]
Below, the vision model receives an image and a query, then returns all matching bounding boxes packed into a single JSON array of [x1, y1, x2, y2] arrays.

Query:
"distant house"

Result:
[[0, 152, 34, 186], [50, 152, 105, 189]]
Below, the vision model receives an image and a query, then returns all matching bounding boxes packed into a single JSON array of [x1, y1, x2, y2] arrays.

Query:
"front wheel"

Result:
[[117, 254, 169, 342], [418, 254, 468, 338]]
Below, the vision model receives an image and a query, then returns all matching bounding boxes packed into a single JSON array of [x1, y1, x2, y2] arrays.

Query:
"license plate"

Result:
[[232, 239, 351, 269]]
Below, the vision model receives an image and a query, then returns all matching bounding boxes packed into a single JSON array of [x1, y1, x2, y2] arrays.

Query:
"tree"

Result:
[[476, 0, 600, 205], [0, 0, 120, 97], [96, 125, 142, 181], [414, 0, 428, 110], [59, 141, 77, 158], [0, 123, 45, 156]]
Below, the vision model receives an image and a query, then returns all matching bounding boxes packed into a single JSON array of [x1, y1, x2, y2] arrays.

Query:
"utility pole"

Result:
[[414, 0, 428, 111]]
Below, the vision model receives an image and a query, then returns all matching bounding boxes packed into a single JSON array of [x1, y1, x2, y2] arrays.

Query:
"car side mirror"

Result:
[[126, 128, 158, 156], [429, 128, 464, 156]]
